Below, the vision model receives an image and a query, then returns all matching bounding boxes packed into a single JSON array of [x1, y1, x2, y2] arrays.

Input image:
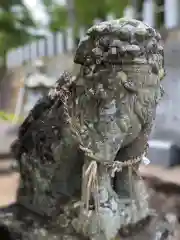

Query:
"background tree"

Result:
[[0, 0, 38, 77], [43, 0, 129, 34]]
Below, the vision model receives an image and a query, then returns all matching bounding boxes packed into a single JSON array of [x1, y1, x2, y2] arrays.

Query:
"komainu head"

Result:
[[74, 18, 165, 75], [74, 18, 165, 130]]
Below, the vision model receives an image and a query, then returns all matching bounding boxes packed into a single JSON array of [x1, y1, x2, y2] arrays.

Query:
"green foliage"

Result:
[[0, 111, 23, 122], [49, 5, 68, 32], [0, 0, 37, 65], [43, 0, 128, 33]]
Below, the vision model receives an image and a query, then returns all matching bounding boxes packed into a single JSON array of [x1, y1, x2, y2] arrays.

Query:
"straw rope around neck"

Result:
[[56, 82, 147, 235], [78, 145, 143, 226]]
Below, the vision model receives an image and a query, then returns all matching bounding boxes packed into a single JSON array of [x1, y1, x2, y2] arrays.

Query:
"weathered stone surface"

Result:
[[9, 18, 167, 239]]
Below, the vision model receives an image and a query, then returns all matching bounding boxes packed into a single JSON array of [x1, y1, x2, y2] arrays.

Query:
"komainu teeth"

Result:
[[125, 45, 141, 57]]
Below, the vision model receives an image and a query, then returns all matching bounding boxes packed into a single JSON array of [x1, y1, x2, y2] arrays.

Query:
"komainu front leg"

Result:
[[114, 124, 173, 239]]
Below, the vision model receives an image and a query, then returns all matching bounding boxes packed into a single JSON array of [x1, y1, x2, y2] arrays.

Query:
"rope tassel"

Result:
[[78, 160, 100, 235]]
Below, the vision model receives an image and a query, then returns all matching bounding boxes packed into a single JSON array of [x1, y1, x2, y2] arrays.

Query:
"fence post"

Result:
[[62, 30, 67, 53], [36, 40, 40, 58], [164, 0, 179, 28], [53, 32, 58, 56], [44, 37, 48, 57], [142, 0, 155, 27]]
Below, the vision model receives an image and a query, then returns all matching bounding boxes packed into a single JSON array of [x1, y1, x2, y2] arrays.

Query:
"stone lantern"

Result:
[[13, 60, 56, 122]]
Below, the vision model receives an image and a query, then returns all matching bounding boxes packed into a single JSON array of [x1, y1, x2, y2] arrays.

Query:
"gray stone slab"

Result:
[[0, 121, 18, 154]]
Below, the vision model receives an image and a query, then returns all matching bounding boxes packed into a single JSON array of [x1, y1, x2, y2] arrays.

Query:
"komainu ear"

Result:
[[159, 68, 166, 81]]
